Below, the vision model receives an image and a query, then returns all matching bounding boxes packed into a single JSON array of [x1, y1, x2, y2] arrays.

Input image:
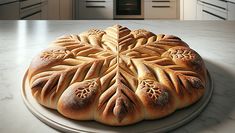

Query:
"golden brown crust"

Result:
[[26, 25, 207, 126], [57, 79, 100, 120], [136, 80, 177, 119]]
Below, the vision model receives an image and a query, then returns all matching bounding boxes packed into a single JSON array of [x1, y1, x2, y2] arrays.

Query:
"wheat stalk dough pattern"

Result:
[[27, 25, 206, 126]]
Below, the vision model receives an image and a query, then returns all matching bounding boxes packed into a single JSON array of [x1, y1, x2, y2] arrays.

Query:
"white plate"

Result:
[[22, 70, 213, 133]]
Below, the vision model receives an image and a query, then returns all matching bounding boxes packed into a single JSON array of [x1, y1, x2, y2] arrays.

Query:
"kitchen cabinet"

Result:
[[202, 6, 227, 20], [196, 0, 228, 20], [20, 0, 42, 20], [228, 0, 235, 20], [22, 12, 41, 20], [41, 0, 48, 20], [60, 0, 73, 20], [196, 0, 235, 20], [196, 0, 203, 20], [181, 0, 197, 20], [0, 0, 19, 20], [78, 0, 113, 20], [48, 0, 73, 20], [144, 0, 177, 19], [48, 0, 60, 19]]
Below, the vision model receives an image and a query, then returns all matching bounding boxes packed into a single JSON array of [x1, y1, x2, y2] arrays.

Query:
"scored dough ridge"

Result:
[[26, 25, 206, 126]]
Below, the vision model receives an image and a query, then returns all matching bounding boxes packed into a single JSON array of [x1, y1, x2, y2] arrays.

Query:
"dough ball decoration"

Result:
[[26, 25, 207, 126]]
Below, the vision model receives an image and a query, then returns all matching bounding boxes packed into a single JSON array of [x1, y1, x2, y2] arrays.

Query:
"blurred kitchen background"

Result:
[[0, 0, 234, 20]]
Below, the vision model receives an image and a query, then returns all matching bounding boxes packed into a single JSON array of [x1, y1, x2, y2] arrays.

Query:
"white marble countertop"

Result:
[[0, 20, 235, 133]]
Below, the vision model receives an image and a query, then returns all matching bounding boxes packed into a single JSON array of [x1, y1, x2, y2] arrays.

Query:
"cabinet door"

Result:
[[41, 1, 48, 20], [0, 2, 19, 20], [144, 0, 177, 19], [22, 12, 41, 20], [60, 0, 73, 20], [79, 0, 113, 19], [202, 0, 227, 10], [196, 1, 203, 20], [228, 1, 235, 20], [48, 0, 60, 19], [183, 0, 197, 20], [202, 6, 227, 20]]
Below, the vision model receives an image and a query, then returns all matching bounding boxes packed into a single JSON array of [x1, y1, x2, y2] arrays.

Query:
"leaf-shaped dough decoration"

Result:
[[27, 25, 207, 126], [57, 79, 100, 120]]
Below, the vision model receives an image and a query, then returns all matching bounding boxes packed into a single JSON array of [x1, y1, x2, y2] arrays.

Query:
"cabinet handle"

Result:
[[201, 1, 226, 10], [85, 0, 106, 2], [21, 10, 41, 19], [152, 6, 170, 8], [86, 6, 105, 8], [85, 0, 106, 8], [152, 0, 170, 2], [202, 10, 226, 20], [228, 1, 235, 4], [152, 0, 171, 8], [218, 0, 227, 3], [21, 2, 41, 10], [0, 0, 18, 6]]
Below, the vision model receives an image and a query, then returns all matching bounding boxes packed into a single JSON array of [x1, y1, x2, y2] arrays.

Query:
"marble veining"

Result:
[[0, 20, 235, 133], [0, 93, 13, 101]]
